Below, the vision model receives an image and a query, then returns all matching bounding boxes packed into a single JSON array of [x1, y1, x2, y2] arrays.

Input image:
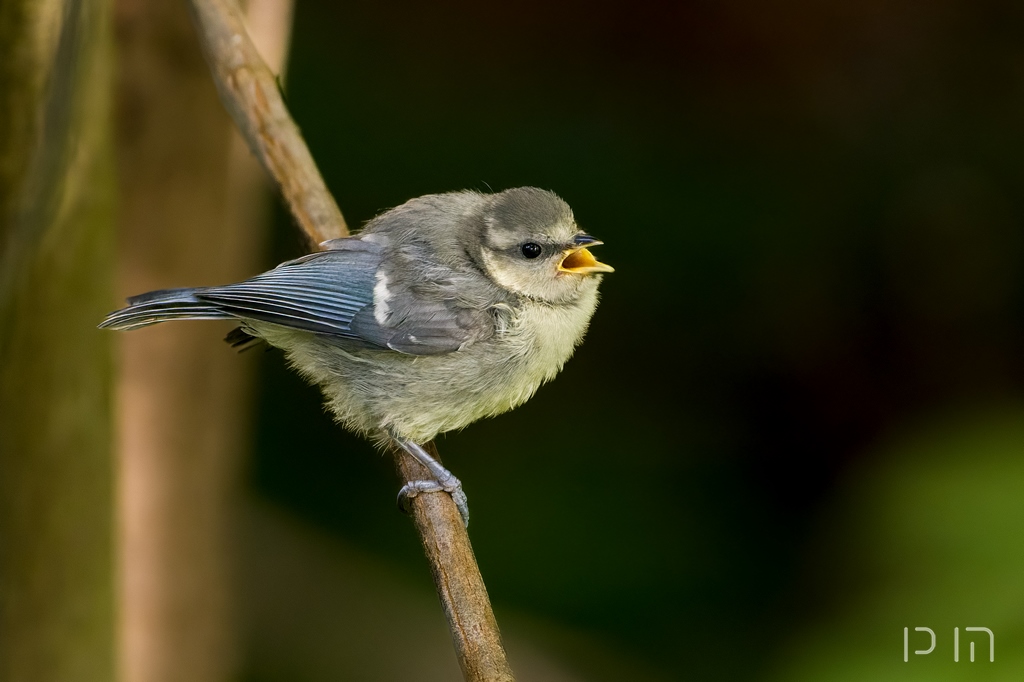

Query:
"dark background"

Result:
[[247, 1, 1024, 679]]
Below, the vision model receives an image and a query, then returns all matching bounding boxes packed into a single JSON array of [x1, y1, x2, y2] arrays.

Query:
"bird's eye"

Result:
[[520, 243, 542, 259]]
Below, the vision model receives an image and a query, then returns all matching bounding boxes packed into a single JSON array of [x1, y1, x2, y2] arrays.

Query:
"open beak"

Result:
[[558, 234, 614, 275]]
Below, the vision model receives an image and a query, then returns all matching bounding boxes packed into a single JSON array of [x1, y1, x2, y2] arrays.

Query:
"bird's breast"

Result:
[[504, 281, 601, 384]]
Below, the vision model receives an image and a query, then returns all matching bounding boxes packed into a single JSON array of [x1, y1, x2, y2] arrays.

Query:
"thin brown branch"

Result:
[[186, 1, 515, 679], [187, 0, 347, 248], [394, 444, 516, 681]]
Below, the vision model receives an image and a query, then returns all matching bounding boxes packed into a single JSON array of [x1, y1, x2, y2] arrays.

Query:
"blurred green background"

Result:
[[238, 0, 1024, 679]]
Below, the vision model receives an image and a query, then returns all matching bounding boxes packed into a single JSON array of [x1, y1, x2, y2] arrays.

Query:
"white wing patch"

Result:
[[373, 271, 392, 325]]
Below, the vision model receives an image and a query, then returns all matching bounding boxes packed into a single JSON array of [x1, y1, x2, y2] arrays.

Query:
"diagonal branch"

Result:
[[185, 1, 515, 679], [394, 443, 515, 681], [187, 0, 347, 248]]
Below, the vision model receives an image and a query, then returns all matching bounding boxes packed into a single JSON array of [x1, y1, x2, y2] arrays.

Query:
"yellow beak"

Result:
[[558, 245, 614, 275]]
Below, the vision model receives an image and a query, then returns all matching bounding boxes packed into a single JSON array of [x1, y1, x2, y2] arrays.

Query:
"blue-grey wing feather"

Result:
[[196, 240, 379, 339], [348, 261, 498, 355], [101, 235, 498, 356]]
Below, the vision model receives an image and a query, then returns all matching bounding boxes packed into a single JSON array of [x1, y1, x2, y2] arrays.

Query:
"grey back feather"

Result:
[[100, 201, 509, 355]]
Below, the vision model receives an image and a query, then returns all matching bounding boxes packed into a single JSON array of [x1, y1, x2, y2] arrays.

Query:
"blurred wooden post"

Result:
[[112, 1, 292, 680], [186, 0, 515, 678], [0, 0, 116, 680]]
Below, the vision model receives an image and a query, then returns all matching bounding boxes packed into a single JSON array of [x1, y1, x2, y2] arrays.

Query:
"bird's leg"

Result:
[[393, 437, 469, 527]]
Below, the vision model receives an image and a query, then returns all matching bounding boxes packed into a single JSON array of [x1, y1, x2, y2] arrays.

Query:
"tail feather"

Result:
[[98, 288, 231, 331], [224, 325, 266, 352]]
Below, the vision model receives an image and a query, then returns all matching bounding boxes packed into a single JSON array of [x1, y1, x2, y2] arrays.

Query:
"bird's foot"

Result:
[[397, 474, 469, 527], [391, 435, 470, 527]]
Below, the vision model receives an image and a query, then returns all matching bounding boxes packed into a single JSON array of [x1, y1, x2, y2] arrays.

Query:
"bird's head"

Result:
[[476, 187, 613, 303]]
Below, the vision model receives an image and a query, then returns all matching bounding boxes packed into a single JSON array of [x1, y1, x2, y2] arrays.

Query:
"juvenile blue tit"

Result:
[[100, 187, 612, 525]]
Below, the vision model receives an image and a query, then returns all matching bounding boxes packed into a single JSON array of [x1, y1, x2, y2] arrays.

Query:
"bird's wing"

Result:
[[196, 237, 496, 355], [347, 256, 498, 355], [194, 240, 379, 339]]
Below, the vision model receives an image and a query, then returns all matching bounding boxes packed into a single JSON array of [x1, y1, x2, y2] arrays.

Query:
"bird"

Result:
[[100, 187, 613, 525]]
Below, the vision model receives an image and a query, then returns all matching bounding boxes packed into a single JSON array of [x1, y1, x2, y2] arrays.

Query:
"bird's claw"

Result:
[[397, 476, 470, 527], [450, 487, 469, 527], [397, 479, 443, 512]]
